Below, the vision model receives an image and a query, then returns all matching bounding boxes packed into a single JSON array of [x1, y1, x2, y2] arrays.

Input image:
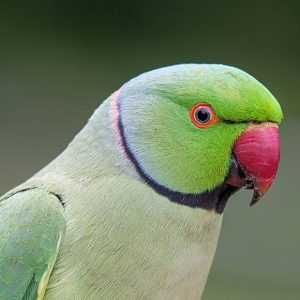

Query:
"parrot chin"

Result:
[[226, 122, 280, 206]]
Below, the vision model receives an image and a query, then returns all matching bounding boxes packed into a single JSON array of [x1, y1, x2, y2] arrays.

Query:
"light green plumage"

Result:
[[0, 64, 283, 299], [0, 189, 65, 299]]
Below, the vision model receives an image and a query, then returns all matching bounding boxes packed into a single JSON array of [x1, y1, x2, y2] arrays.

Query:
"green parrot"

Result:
[[0, 64, 283, 300]]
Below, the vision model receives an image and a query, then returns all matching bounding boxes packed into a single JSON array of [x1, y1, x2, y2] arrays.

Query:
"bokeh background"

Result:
[[0, 1, 299, 299]]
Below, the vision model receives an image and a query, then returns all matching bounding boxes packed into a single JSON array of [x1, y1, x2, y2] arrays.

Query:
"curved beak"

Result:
[[226, 122, 280, 206]]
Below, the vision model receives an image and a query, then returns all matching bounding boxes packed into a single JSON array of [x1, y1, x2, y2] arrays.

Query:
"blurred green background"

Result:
[[0, 1, 299, 299]]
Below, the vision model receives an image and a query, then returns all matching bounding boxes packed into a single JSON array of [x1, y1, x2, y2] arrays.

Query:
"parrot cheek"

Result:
[[226, 122, 280, 206]]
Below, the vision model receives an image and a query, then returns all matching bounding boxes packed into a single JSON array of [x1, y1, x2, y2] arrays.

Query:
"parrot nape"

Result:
[[0, 64, 282, 300]]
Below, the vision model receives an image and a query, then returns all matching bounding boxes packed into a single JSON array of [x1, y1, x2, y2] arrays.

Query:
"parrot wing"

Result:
[[0, 187, 66, 300]]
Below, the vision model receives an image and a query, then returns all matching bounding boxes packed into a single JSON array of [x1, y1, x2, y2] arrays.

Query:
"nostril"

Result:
[[252, 121, 262, 125]]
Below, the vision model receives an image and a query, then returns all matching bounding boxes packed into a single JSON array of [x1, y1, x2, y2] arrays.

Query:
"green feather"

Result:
[[0, 64, 283, 299], [0, 189, 65, 299], [121, 64, 282, 193]]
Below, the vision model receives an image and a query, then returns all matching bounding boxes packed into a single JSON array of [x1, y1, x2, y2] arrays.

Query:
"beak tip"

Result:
[[250, 199, 259, 206], [250, 190, 262, 207]]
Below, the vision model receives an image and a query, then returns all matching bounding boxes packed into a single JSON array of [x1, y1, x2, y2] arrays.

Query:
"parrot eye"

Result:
[[190, 102, 218, 128], [195, 108, 210, 123]]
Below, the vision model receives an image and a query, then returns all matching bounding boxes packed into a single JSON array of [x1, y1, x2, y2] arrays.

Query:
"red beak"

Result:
[[227, 122, 280, 206]]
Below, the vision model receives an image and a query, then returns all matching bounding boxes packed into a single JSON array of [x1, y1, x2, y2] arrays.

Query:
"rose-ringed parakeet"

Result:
[[0, 64, 282, 299]]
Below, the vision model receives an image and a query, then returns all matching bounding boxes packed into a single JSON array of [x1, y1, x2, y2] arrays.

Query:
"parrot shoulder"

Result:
[[0, 187, 66, 300]]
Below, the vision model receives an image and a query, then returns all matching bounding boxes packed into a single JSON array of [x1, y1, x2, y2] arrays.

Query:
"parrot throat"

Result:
[[111, 90, 239, 214]]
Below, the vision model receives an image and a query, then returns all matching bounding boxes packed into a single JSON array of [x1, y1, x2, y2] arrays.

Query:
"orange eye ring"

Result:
[[190, 102, 219, 128]]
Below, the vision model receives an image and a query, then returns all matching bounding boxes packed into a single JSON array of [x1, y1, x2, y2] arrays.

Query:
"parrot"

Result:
[[0, 64, 282, 300]]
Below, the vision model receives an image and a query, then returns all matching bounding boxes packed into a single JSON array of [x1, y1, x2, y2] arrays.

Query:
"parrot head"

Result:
[[112, 64, 283, 213]]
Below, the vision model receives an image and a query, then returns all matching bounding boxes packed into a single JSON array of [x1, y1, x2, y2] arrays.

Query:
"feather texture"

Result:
[[0, 64, 283, 299]]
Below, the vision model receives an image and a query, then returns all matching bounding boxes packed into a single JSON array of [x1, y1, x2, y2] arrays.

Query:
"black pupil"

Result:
[[195, 108, 210, 123]]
